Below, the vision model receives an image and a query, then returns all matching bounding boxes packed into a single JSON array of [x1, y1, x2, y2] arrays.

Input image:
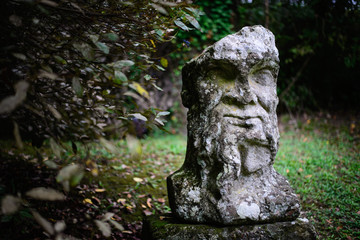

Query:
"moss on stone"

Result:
[[143, 214, 317, 240]]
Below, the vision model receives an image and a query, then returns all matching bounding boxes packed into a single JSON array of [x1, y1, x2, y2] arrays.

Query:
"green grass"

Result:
[[54, 120, 360, 239], [94, 116, 359, 239], [275, 117, 360, 239], [1, 116, 359, 239]]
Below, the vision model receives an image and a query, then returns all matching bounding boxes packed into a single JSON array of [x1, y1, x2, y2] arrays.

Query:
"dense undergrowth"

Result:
[[0, 113, 359, 239]]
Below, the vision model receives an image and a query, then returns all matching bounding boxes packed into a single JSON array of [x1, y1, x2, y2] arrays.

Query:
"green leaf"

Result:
[[95, 220, 111, 237], [0, 81, 29, 114], [109, 219, 125, 231], [154, 29, 164, 38], [31, 210, 55, 235], [151, 3, 168, 15], [114, 71, 127, 84], [154, 118, 164, 126], [54, 55, 67, 64], [72, 77, 83, 97], [174, 20, 190, 31], [73, 43, 94, 61], [47, 104, 62, 120], [26, 187, 65, 201], [54, 220, 66, 233], [1, 195, 21, 215], [12, 53, 26, 60], [154, 65, 166, 71], [144, 74, 152, 81], [13, 121, 23, 149], [160, 57, 168, 68], [99, 137, 120, 154], [185, 14, 201, 31], [130, 82, 150, 99], [95, 42, 109, 54], [126, 134, 142, 160], [89, 34, 99, 43], [129, 113, 147, 121], [50, 138, 62, 158], [157, 111, 170, 116], [104, 32, 119, 41], [112, 60, 135, 69], [159, 1, 177, 7], [56, 164, 84, 191], [44, 160, 58, 169], [152, 83, 163, 91]]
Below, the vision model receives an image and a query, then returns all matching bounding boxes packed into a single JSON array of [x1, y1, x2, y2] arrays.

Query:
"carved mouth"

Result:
[[223, 114, 258, 120], [223, 115, 262, 128]]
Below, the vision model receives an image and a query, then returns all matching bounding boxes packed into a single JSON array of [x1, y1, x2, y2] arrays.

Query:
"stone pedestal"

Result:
[[143, 214, 317, 240]]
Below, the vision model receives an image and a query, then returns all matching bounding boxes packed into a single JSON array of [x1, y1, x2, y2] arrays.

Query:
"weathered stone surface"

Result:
[[142, 214, 317, 240], [167, 25, 301, 225]]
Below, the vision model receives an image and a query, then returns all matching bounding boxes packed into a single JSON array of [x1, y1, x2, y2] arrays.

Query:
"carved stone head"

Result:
[[168, 26, 300, 225], [182, 25, 280, 175]]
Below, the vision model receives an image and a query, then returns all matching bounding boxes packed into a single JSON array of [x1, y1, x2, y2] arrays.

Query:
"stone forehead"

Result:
[[187, 25, 279, 70]]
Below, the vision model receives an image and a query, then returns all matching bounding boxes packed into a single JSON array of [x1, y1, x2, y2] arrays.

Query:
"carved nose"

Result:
[[222, 84, 256, 106], [242, 87, 257, 105]]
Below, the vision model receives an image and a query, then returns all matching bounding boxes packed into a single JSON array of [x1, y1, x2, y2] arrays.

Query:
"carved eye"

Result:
[[251, 69, 274, 86], [206, 68, 236, 82]]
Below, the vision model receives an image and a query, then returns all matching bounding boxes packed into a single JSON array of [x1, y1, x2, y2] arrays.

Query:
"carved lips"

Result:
[[223, 114, 263, 128]]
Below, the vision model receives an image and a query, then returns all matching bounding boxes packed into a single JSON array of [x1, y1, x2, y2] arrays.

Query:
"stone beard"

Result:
[[168, 26, 301, 225]]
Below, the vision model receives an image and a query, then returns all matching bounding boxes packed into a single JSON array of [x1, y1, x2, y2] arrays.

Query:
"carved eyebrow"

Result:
[[250, 60, 279, 76], [205, 61, 239, 78]]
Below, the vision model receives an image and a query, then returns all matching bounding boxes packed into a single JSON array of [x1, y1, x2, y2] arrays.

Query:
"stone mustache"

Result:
[[167, 25, 301, 225]]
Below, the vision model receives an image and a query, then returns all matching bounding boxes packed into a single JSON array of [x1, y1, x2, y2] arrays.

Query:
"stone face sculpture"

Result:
[[167, 25, 301, 225]]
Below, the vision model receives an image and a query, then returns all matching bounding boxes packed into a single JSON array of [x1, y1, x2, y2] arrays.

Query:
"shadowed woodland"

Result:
[[0, 0, 359, 239]]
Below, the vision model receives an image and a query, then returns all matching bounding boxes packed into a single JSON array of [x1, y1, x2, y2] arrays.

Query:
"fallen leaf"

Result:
[[141, 204, 147, 209], [146, 198, 152, 208], [298, 168, 303, 172], [336, 226, 343, 231], [326, 219, 332, 224], [92, 197, 101, 204], [305, 175, 312, 179], [83, 198, 93, 204], [143, 209, 152, 216], [117, 198, 126, 204], [122, 230, 133, 234], [159, 216, 165, 220], [133, 177, 143, 183], [286, 169, 290, 173], [95, 188, 106, 193], [157, 198, 165, 203]]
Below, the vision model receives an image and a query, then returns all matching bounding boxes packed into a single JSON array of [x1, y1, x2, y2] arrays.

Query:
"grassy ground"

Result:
[[276, 115, 360, 239], [1, 114, 359, 239]]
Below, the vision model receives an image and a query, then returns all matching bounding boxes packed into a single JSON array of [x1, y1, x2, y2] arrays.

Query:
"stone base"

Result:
[[142, 214, 316, 240]]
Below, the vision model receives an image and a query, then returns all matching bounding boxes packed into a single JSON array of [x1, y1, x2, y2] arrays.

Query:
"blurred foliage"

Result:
[[0, 0, 198, 145], [0, 0, 200, 238]]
